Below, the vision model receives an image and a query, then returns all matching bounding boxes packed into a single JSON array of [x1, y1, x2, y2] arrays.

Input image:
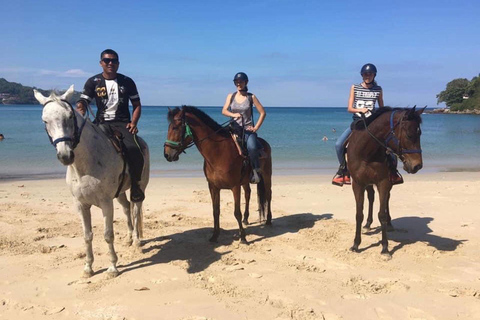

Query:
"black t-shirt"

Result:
[[79, 73, 140, 122]]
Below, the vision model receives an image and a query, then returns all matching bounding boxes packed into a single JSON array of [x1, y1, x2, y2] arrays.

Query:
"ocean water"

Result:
[[0, 105, 479, 180]]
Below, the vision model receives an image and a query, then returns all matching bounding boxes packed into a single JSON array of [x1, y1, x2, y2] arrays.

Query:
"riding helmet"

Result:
[[233, 72, 249, 82], [360, 63, 377, 75]]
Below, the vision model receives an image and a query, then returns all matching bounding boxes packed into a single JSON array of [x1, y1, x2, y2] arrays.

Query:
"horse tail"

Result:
[[257, 176, 267, 221]]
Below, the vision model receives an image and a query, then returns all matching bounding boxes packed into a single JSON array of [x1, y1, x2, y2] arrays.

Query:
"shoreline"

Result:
[[2, 164, 480, 182]]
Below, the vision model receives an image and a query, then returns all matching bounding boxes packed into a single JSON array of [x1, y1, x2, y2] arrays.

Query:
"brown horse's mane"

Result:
[[355, 107, 422, 131], [168, 106, 230, 137]]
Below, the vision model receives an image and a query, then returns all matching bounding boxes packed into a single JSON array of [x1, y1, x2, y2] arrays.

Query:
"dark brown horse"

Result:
[[347, 106, 425, 257], [164, 106, 272, 243]]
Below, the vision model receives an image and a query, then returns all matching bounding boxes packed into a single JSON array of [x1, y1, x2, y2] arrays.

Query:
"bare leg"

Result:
[[242, 184, 251, 225], [117, 193, 133, 246], [100, 200, 119, 277], [208, 182, 221, 242], [232, 186, 247, 243], [363, 186, 375, 230], [351, 181, 365, 252], [75, 199, 94, 278]]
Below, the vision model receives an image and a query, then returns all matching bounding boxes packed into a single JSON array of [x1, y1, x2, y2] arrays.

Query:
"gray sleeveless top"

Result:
[[229, 93, 253, 126]]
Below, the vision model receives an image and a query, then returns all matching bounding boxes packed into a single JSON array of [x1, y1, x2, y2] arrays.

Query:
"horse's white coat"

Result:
[[34, 86, 150, 278]]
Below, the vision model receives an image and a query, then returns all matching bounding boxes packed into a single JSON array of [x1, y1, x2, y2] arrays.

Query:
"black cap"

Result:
[[233, 72, 248, 82], [360, 63, 377, 75]]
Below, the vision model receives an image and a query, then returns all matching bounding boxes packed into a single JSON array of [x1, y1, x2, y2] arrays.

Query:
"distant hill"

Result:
[[0, 78, 82, 105]]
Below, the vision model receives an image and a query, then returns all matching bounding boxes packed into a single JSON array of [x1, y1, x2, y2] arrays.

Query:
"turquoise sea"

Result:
[[1, 105, 479, 180]]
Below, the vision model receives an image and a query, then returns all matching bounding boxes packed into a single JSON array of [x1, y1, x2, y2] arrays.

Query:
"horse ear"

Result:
[[416, 106, 427, 116], [405, 105, 416, 120], [33, 89, 48, 105], [60, 85, 75, 101]]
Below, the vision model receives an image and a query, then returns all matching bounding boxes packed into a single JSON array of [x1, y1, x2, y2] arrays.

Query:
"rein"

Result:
[[361, 110, 422, 160], [43, 99, 89, 149]]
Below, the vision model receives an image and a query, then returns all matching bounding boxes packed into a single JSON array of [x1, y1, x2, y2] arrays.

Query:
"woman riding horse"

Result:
[[332, 63, 403, 186], [222, 72, 267, 184]]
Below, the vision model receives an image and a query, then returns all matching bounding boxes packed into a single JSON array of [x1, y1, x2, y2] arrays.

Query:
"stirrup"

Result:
[[390, 171, 404, 185], [250, 169, 261, 184], [130, 185, 145, 202]]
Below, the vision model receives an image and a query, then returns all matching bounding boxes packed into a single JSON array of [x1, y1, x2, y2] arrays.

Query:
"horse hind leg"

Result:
[[386, 192, 394, 232], [232, 185, 247, 243], [100, 200, 120, 277], [242, 184, 251, 225], [117, 193, 133, 246], [75, 200, 94, 278], [363, 186, 375, 230]]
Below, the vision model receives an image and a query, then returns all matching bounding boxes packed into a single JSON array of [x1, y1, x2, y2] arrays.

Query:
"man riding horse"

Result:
[[76, 49, 145, 202]]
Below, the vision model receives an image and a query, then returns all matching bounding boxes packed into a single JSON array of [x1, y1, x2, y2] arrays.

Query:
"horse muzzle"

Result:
[[402, 159, 423, 174], [57, 150, 75, 165]]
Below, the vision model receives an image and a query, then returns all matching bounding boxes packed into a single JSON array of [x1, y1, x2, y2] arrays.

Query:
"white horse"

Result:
[[34, 85, 150, 278]]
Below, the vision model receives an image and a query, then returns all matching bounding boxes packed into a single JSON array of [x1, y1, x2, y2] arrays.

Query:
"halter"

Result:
[[363, 110, 422, 160], [43, 99, 89, 149]]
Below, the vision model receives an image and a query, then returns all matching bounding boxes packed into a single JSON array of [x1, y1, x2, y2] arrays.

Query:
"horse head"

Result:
[[164, 106, 194, 162], [34, 85, 77, 165], [394, 106, 426, 174]]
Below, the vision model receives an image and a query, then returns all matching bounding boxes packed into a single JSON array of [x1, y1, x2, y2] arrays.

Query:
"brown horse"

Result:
[[347, 106, 425, 257], [164, 106, 272, 243]]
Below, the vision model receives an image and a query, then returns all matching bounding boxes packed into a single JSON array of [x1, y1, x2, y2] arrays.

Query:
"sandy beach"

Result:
[[1, 172, 479, 320]]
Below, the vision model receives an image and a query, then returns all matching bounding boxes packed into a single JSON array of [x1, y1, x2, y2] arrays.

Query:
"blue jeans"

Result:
[[335, 126, 351, 165], [245, 131, 261, 170]]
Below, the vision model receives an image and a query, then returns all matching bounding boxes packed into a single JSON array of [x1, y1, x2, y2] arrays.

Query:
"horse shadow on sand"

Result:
[[119, 212, 332, 275], [360, 216, 466, 255]]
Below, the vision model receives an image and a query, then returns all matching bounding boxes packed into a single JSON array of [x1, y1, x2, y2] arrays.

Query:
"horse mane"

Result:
[[355, 107, 422, 130], [167, 106, 230, 136]]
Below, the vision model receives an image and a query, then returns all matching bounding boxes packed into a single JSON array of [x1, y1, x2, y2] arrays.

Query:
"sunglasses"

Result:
[[102, 58, 119, 64]]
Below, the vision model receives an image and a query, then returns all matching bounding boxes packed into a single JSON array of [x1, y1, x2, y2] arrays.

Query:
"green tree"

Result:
[[436, 78, 470, 107]]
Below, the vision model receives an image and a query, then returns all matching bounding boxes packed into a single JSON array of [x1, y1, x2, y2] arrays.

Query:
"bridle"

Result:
[[164, 109, 195, 154], [164, 107, 233, 154], [43, 99, 88, 149], [363, 110, 422, 161]]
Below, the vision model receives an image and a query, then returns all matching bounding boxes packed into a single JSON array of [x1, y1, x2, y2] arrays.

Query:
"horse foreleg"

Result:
[[232, 186, 247, 243], [378, 183, 393, 257], [208, 183, 221, 242], [351, 182, 365, 252], [75, 200, 94, 278], [242, 184, 251, 225], [117, 193, 133, 246], [364, 186, 375, 230], [100, 200, 119, 277], [132, 201, 144, 247], [386, 192, 394, 231], [264, 174, 273, 225]]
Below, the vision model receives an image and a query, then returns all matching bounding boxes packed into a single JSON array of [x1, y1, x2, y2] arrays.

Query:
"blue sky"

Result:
[[1, 0, 479, 107]]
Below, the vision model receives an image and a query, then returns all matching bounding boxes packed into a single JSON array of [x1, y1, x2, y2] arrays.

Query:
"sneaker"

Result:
[[390, 171, 404, 185], [332, 174, 345, 186], [250, 169, 261, 184], [130, 185, 145, 202]]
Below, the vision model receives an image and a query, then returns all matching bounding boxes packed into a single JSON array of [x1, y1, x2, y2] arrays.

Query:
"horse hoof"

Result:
[[350, 245, 360, 253], [381, 252, 392, 261], [82, 269, 94, 278], [133, 239, 142, 248], [124, 239, 133, 247], [106, 268, 120, 278], [242, 220, 249, 226], [265, 220, 272, 226], [209, 237, 218, 243], [240, 238, 248, 245]]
